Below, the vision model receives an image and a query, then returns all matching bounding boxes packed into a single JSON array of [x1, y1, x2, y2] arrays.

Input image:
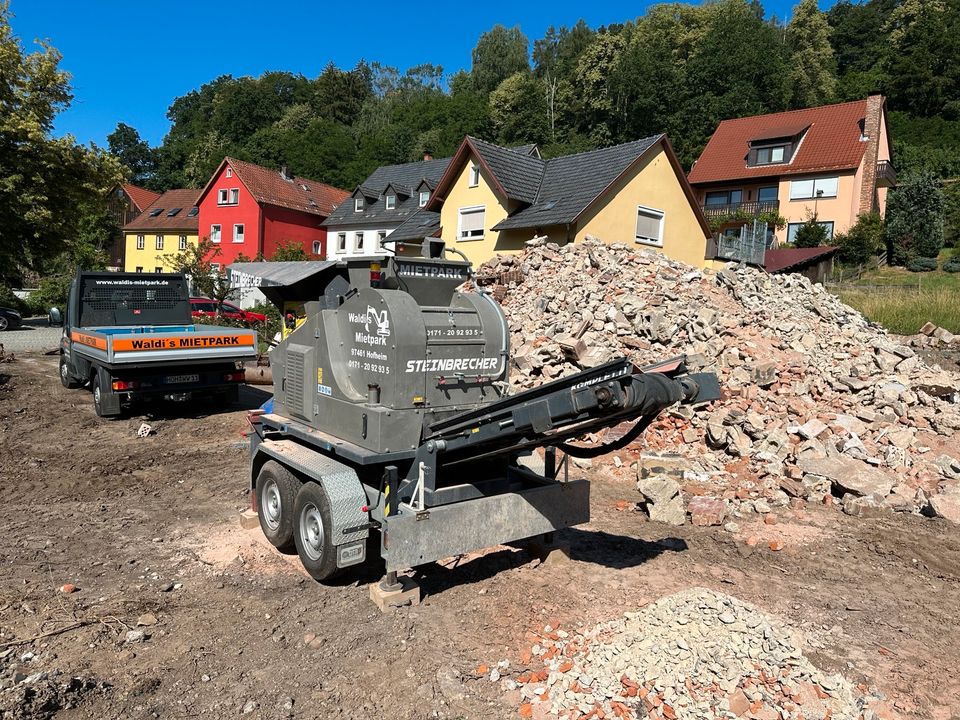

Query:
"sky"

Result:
[[9, 0, 837, 149]]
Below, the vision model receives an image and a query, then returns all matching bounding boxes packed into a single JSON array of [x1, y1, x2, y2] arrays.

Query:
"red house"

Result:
[[196, 157, 350, 268]]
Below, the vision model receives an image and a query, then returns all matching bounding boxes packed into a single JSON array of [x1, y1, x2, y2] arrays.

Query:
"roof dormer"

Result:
[[746, 124, 809, 167]]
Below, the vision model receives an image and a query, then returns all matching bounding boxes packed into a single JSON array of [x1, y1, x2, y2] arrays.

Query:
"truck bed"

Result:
[[69, 324, 257, 366]]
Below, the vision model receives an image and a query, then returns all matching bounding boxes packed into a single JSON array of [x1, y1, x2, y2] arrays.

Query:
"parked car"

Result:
[[0, 307, 22, 331], [190, 298, 267, 325]]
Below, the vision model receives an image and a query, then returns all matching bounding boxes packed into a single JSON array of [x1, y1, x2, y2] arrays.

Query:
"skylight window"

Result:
[[167, 208, 181, 217], [187, 207, 199, 217], [149, 208, 163, 217]]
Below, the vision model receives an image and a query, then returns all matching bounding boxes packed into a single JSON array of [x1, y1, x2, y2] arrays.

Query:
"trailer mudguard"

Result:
[[252, 439, 370, 549]]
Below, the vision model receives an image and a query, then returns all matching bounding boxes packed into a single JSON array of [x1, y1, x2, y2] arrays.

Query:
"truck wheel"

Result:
[[293, 482, 341, 582], [59, 356, 81, 389], [256, 461, 299, 551]]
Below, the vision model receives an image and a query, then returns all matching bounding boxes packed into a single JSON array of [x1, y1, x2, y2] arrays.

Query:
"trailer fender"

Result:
[[252, 439, 370, 556]]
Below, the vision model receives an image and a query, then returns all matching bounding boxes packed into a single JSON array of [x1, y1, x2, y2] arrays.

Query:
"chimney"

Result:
[[857, 94, 884, 216], [423, 152, 433, 162], [280, 165, 293, 182]]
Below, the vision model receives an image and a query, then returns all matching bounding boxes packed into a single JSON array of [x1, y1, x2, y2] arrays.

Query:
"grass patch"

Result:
[[831, 249, 960, 334], [836, 287, 959, 335]]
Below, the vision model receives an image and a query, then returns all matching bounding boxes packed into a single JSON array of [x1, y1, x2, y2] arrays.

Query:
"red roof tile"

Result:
[[763, 246, 837, 273], [222, 157, 350, 216], [123, 184, 161, 212], [123, 189, 201, 232], [688, 99, 872, 185]]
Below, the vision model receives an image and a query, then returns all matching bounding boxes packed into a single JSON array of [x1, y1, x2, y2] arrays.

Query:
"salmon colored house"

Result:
[[688, 95, 895, 248], [196, 158, 350, 271]]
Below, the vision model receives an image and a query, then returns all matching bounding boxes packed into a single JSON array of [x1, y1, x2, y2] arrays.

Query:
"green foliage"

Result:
[[786, 0, 837, 108], [834, 212, 885, 266], [942, 258, 960, 272], [0, 284, 27, 314], [0, 2, 124, 279], [906, 256, 939, 272], [489, 72, 549, 145], [793, 215, 830, 248], [107, 122, 157, 186], [708, 210, 786, 233], [470, 25, 530, 95], [886, 172, 945, 264], [269, 239, 310, 261], [163, 237, 235, 305]]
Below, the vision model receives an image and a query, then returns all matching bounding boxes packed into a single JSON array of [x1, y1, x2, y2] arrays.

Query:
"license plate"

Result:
[[166, 374, 199, 384]]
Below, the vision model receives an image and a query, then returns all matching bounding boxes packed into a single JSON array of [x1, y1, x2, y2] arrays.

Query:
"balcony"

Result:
[[700, 200, 780, 221], [876, 160, 896, 188]]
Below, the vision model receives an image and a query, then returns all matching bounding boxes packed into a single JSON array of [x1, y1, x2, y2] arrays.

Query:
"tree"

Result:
[[164, 237, 235, 305], [793, 214, 829, 248], [489, 72, 549, 145], [107, 122, 157, 185], [886, 172, 945, 263], [269, 239, 309, 261], [470, 25, 530, 95], [786, 0, 837, 109], [0, 1, 124, 278]]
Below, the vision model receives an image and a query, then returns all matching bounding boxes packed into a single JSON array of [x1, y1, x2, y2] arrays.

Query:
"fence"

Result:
[[824, 251, 888, 285]]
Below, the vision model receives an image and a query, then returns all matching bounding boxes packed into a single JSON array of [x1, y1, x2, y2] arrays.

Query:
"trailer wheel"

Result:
[[59, 356, 81, 389], [293, 482, 341, 582], [256, 461, 299, 551]]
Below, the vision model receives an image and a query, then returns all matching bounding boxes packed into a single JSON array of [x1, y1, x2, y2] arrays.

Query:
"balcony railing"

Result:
[[876, 160, 896, 188], [700, 199, 780, 220]]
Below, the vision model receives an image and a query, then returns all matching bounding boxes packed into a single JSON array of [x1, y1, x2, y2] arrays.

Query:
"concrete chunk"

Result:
[[798, 456, 894, 498]]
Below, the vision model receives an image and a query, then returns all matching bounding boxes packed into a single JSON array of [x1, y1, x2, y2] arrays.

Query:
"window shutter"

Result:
[[636, 210, 661, 241], [460, 208, 484, 233]]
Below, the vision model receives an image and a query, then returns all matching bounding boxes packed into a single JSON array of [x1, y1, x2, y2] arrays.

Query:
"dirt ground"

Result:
[[0, 353, 958, 720]]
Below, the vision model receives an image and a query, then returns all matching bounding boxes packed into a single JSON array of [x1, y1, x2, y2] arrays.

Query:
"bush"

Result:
[[835, 212, 885, 266], [793, 216, 830, 248], [887, 172, 945, 264], [906, 256, 939, 272], [944, 259, 960, 273], [0, 285, 29, 315]]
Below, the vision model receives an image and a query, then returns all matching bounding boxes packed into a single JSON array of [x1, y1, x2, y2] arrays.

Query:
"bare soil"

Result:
[[0, 354, 958, 719]]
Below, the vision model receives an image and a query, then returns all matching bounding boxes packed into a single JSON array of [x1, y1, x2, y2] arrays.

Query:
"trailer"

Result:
[[237, 245, 719, 605], [59, 271, 257, 417]]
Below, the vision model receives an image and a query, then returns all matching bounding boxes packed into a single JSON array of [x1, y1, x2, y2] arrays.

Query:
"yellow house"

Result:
[[420, 135, 713, 268], [122, 189, 201, 273]]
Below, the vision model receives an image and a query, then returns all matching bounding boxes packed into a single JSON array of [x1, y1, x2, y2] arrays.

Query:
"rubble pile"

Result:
[[510, 588, 885, 720], [476, 238, 960, 524]]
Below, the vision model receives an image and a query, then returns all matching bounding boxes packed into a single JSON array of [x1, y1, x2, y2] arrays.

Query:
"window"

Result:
[[218, 189, 228, 205], [758, 186, 779, 203], [755, 145, 786, 165], [210, 224, 221, 243], [136, 234, 145, 250], [149, 208, 163, 217], [354, 231, 364, 253], [233, 224, 244, 243], [210, 263, 220, 272], [337, 232, 347, 252], [179, 235, 187, 250], [312, 240, 322, 255], [419, 190, 429, 207], [155, 267, 163, 274], [187, 207, 199, 217], [230, 188, 239, 204], [469, 165, 480, 187], [458, 206, 485, 240], [155, 235, 164, 250], [377, 230, 387, 247], [135, 266, 143, 273], [226, 167, 233, 178], [790, 177, 839, 200], [787, 221, 835, 243], [635, 206, 665, 247], [705, 190, 742, 206], [354, 197, 364, 212], [385, 194, 396, 210], [167, 208, 181, 217]]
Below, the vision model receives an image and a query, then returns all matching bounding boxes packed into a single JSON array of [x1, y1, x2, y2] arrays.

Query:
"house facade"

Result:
[[122, 189, 200, 273], [106, 184, 161, 269], [196, 158, 350, 271], [321, 155, 451, 260], [687, 95, 895, 250], [422, 135, 713, 268]]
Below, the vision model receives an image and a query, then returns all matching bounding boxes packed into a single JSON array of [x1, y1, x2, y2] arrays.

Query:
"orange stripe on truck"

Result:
[[112, 334, 255, 352], [70, 331, 108, 351]]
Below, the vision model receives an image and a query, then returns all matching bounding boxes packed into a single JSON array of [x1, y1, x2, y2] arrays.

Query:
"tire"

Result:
[[59, 355, 81, 389], [0, 316, 7, 331], [292, 481, 341, 582], [256, 461, 300, 551]]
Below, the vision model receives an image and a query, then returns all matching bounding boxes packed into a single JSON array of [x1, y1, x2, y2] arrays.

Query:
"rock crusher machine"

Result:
[[237, 243, 719, 605]]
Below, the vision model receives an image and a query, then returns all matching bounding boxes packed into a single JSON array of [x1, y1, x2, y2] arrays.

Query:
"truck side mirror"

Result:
[[48, 307, 63, 326]]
